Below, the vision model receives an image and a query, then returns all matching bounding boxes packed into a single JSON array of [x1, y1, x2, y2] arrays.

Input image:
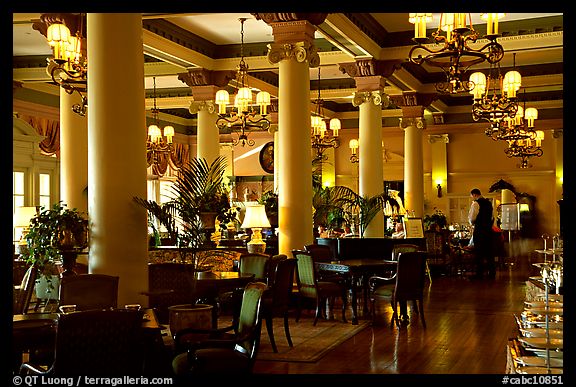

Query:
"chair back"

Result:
[[292, 250, 318, 299], [235, 282, 268, 364], [394, 251, 427, 300], [13, 264, 37, 315], [147, 262, 197, 323], [59, 274, 119, 311], [304, 244, 334, 262], [266, 258, 296, 314], [239, 253, 269, 281], [391, 244, 420, 261], [52, 309, 144, 375], [265, 254, 288, 285]]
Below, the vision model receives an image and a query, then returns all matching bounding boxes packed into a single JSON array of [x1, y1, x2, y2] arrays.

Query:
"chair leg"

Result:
[[341, 291, 348, 323], [265, 315, 278, 353], [418, 299, 426, 328], [283, 313, 293, 347], [391, 298, 400, 328], [425, 261, 432, 283]]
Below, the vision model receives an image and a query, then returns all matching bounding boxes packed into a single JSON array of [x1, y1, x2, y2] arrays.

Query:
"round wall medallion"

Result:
[[259, 141, 274, 174]]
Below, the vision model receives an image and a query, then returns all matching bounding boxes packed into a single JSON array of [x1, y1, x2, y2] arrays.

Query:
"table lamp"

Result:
[[241, 203, 271, 254], [13, 206, 37, 254]]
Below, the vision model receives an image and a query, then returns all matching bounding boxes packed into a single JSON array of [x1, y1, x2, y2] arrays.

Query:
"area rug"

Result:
[[256, 316, 370, 363]]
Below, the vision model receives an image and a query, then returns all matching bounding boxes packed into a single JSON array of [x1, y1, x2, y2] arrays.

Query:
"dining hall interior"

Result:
[[10, 12, 569, 380]]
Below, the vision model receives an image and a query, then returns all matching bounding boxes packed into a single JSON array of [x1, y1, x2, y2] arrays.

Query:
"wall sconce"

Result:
[[436, 181, 443, 198], [349, 138, 359, 163]]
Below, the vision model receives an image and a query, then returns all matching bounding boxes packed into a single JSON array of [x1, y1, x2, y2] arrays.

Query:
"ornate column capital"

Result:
[[553, 129, 563, 139], [399, 117, 426, 131], [428, 134, 450, 144], [178, 69, 235, 88], [189, 101, 215, 114], [268, 123, 279, 135], [352, 90, 387, 107], [252, 13, 328, 25], [339, 59, 403, 79], [267, 41, 320, 67], [389, 92, 438, 109]]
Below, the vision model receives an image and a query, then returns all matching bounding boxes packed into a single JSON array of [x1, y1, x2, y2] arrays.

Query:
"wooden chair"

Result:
[[368, 251, 427, 328], [261, 258, 297, 352], [171, 282, 268, 375], [58, 274, 119, 311], [292, 249, 348, 325], [238, 253, 270, 282], [13, 264, 37, 315], [304, 243, 345, 284], [20, 309, 145, 376]]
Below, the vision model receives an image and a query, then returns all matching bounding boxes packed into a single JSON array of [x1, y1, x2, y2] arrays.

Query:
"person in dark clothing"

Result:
[[467, 188, 496, 279]]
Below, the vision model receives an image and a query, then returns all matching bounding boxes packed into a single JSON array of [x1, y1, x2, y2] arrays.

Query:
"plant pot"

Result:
[[35, 274, 60, 300], [168, 303, 214, 335]]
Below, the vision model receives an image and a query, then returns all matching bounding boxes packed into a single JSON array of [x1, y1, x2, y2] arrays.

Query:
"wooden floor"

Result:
[[252, 255, 536, 377]]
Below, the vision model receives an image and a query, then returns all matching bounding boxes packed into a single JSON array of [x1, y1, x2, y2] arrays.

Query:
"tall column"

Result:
[[354, 90, 385, 236], [428, 134, 449, 208], [391, 92, 437, 218], [260, 14, 324, 256], [60, 91, 88, 214], [87, 13, 148, 306], [179, 71, 234, 165], [339, 60, 402, 237]]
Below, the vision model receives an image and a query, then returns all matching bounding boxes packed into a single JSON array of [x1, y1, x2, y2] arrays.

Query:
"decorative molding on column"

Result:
[[267, 41, 320, 67], [268, 123, 279, 135], [352, 90, 386, 107], [252, 13, 328, 25], [428, 134, 450, 144], [553, 129, 563, 139], [399, 116, 426, 130], [389, 92, 438, 108], [178, 69, 235, 88], [432, 113, 445, 125], [188, 101, 215, 114], [339, 59, 403, 79]]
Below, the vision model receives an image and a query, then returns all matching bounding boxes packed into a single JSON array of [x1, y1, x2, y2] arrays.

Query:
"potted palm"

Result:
[[23, 201, 89, 299]]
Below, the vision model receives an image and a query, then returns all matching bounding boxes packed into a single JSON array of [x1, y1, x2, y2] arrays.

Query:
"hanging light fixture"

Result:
[[408, 13, 505, 94], [215, 18, 270, 147], [470, 53, 521, 127], [311, 67, 340, 160], [349, 139, 359, 163], [147, 76, 175, 166], [40, 13, 88, 116], [484, 89, 544, 168]]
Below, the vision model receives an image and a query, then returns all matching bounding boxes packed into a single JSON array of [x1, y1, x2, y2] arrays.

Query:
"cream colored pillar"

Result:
[[87, 13, 148, 307], [267, 21, 319, 256], [553, 129, 563, 235], [190, 101, 219, 164], [60, 91, 88, 214], [354, 90, 384, 237], [400, 115, 425, 218], [321, 147, 336, 188], [429, 134, 449, 208]]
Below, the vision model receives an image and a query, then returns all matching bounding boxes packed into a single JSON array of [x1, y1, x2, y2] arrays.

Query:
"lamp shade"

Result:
[[241, 204, 271, 229], [14, 206, 37, 228]]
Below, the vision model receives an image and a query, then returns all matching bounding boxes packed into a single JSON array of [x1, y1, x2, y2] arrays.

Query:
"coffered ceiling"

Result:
[[13, 12, 563, 135]]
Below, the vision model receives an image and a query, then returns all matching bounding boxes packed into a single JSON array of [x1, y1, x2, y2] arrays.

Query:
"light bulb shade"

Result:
[[148, 125, 161, 142], [241, 204, 271, 229], [64, 35, 81, 65], [14, 206, 37, 228], [329, 118, 341, 136], [503, 70, 522, 98], [469, 72, 487, 99], [514, 105, 524, 126], [524, 107, 538, 127], [349, 138, 359, 150], [215, 89, 230, 114], [409, 13, 432, 39], [47, 23, 71, 44], [256, 91, 270, 115], [163, 126, 174, 143]]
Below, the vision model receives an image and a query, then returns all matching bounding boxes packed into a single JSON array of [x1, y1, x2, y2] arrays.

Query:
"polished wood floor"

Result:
[[252, 255, 536, 376]]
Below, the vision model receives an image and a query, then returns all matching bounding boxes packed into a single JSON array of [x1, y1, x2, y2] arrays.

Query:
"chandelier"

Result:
[[349, 139, 359, 163], [40, 13, 88, 116], [408, 13, 505, 94], [215, 18, 270, 147], [147, 77, 175, 165], [484, 92, 544, 168], [311, 67, 340, 160], [470, 53, 521, 126]]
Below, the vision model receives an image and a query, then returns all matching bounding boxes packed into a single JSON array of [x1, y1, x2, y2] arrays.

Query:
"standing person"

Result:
[[468, 188, 496, 279]]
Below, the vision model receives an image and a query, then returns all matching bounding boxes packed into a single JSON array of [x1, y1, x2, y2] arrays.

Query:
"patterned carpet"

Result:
[[256, 314, 370, 363]]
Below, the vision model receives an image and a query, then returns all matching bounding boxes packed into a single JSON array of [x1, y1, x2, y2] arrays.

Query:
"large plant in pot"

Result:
[[134, 156, 231, 265], [23, 202, 89, 299]]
